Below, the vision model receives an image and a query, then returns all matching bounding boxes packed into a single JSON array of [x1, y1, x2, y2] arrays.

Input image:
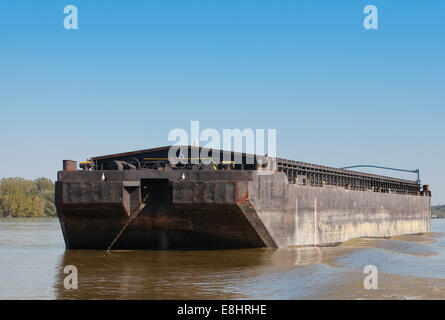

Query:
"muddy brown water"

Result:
[[0, 218, 444, 299]]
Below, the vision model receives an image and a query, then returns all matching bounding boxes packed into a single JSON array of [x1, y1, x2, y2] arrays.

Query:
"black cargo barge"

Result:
[[56, 146, 431, 249]]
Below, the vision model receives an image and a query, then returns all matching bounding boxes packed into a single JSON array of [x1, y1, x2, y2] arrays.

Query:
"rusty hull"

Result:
[[56, 170, 276, 249], [56, 169, 431, 250]]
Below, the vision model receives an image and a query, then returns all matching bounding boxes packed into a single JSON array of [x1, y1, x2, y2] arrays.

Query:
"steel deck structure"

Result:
[[89, 146, 424, 196]]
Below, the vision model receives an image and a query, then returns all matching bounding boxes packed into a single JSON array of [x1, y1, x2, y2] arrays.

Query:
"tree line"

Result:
[[431, 205, 445, 219], [0, 176, 443, 218], [0, 177, 56, 217]]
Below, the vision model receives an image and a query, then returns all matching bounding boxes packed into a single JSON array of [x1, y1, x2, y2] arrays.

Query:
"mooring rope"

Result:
[[107, 193, 149, 252]]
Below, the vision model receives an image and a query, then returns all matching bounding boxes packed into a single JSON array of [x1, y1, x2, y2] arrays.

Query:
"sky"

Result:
[[0, 1, 444, 204]]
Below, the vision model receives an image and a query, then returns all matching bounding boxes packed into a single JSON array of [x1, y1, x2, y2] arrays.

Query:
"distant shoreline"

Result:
[[432, 205, 445, 219], [1, 176, 443, 219], [0, 216, 57, 218], [0, 177, 56, 218]]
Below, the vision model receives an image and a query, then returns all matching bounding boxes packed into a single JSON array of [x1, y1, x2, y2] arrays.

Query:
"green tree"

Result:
[[34, 177, 54, 192], [431, 205, 445, 218], [0, 177, 56, 217]]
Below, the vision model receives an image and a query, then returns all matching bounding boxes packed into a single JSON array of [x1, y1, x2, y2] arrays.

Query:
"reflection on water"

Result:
[[1, 218, 445, 299], [55, 247, 335, 299]]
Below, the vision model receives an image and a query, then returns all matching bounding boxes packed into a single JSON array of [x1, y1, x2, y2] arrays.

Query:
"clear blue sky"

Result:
[[0, 1, 444, 204]]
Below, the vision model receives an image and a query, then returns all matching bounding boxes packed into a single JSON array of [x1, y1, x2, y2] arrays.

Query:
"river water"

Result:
[[0, 218, 444, 300]]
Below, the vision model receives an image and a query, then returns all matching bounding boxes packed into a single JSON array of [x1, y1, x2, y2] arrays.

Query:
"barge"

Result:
[[55, 146, 431, 249]]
